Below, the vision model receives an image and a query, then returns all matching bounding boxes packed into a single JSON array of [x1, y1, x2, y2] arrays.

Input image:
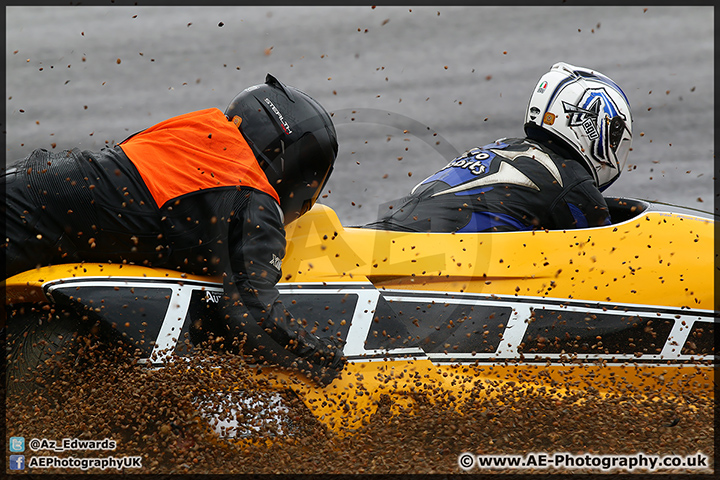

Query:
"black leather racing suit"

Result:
[[3, 147, 343, 384], [368, 138, 611, 232]]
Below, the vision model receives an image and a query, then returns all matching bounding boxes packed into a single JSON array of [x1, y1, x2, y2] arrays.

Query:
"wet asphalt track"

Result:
[[5, 6, 715, 226]]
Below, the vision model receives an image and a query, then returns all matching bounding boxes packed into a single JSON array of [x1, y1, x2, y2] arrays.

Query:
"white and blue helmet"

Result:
[[524, 62, 632, 191]]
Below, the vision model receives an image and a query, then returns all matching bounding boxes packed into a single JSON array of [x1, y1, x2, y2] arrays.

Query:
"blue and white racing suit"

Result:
[[368, 137, 611, 232]]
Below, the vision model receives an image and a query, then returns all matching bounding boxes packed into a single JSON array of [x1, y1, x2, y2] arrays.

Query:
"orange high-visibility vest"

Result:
[[119, 108, 279, 208]]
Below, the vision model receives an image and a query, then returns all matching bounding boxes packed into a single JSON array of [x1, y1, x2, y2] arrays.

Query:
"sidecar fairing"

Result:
[[4, 197, 715, 436]]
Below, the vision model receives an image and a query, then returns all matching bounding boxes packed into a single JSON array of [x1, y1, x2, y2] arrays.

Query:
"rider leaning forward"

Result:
[[3, 74, 344, 384]]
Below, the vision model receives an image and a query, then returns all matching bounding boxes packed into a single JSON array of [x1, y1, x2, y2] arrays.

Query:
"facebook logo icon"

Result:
[[10, 455, 25, 470]]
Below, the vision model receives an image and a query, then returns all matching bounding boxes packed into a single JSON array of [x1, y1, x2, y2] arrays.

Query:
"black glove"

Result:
[[293, 330, 346, 376]]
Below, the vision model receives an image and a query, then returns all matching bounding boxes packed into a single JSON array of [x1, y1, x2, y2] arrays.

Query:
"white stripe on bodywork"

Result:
[[46, 279, 222, 364]]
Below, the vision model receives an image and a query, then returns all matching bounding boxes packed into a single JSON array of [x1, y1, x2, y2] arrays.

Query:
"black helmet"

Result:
[[225, 74, 338, 224]]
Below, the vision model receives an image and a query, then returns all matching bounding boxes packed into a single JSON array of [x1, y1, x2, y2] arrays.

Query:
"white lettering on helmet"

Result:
[[264, 97, 293, 135]]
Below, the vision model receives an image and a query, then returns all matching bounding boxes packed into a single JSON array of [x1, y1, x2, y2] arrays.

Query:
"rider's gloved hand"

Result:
[[292, 330, 346, 384]]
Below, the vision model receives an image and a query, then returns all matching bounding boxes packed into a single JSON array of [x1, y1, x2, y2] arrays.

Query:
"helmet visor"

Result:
[[609, 115, 631, 172]]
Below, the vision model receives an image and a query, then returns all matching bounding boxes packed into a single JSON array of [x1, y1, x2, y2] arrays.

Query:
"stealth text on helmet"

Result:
[[264, 98, 293, 135]]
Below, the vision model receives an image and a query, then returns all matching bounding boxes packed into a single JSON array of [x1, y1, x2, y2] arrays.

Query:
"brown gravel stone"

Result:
[[5, 339, 714, 475]]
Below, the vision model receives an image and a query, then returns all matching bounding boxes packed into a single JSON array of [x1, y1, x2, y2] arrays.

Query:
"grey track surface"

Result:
[[6, 6, 714, 225]]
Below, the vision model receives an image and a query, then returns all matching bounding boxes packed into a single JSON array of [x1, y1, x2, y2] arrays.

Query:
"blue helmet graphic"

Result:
[[524, 62, 632, 190]]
